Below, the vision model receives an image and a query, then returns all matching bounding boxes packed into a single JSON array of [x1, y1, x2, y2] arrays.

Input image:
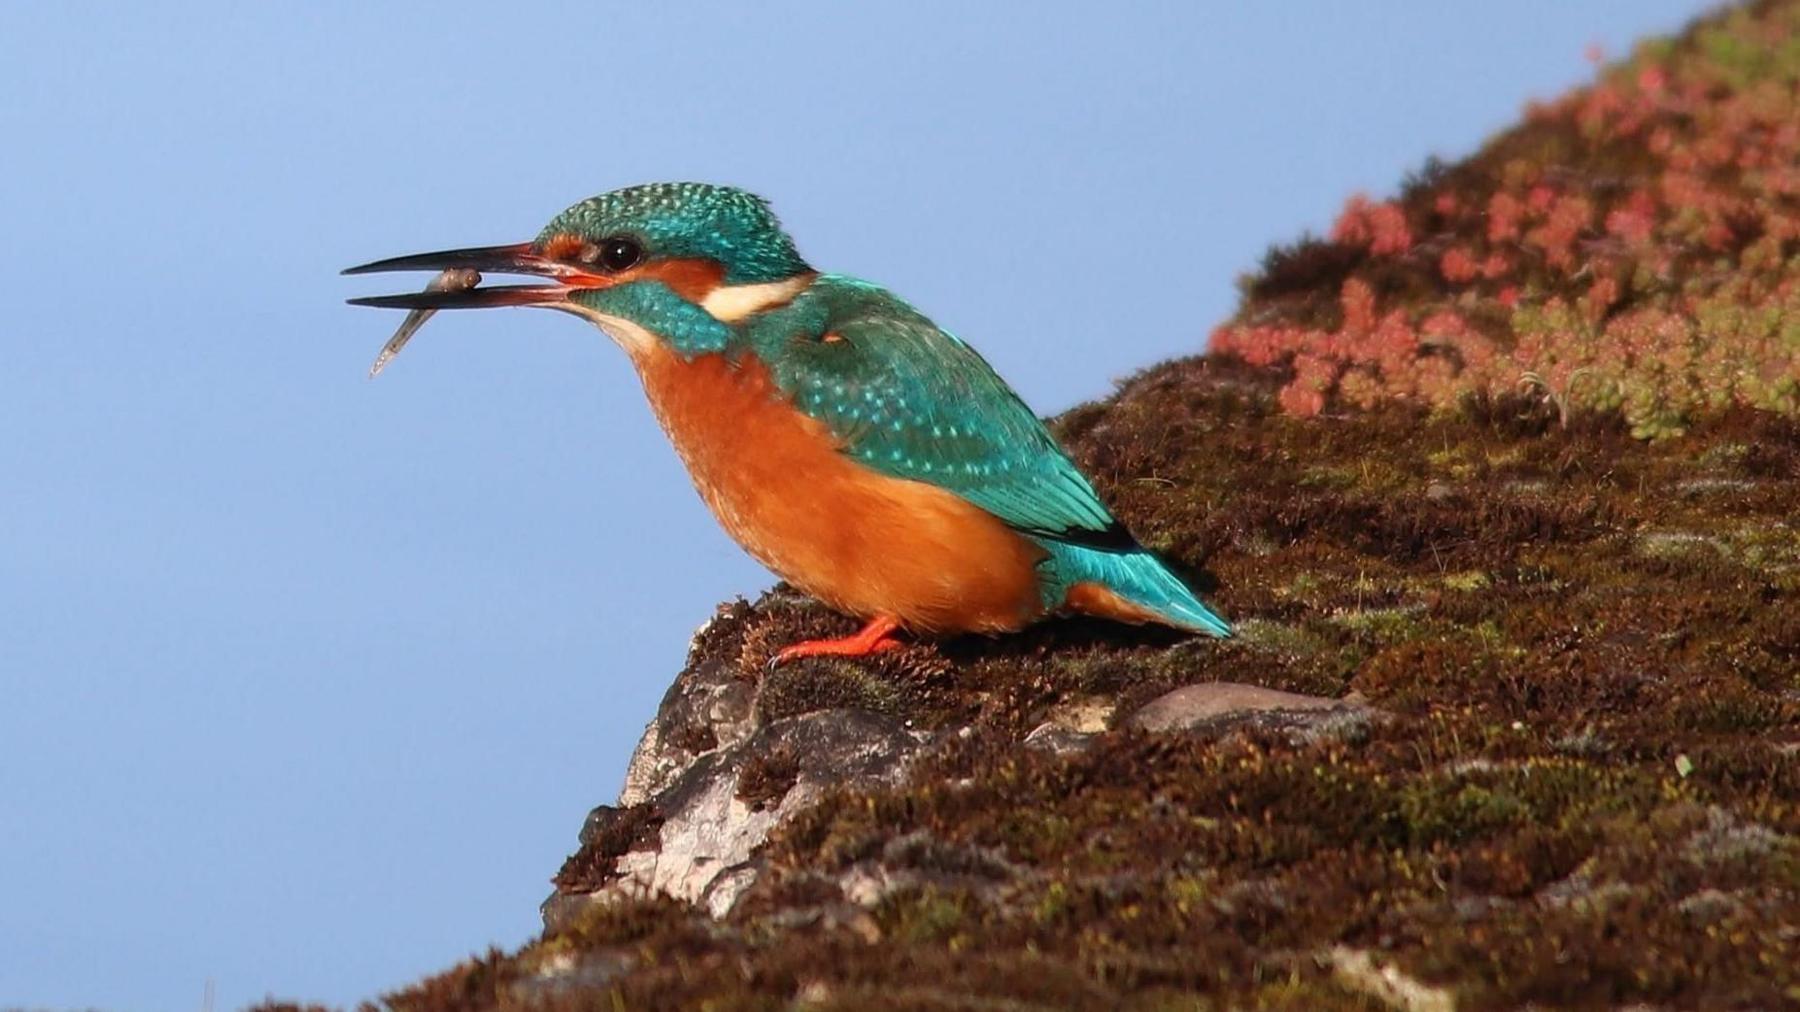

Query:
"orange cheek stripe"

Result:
[[630, 257, 726, 302]]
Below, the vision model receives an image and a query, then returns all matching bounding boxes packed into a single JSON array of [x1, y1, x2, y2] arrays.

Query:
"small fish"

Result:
[[367, 267, 482, 378]]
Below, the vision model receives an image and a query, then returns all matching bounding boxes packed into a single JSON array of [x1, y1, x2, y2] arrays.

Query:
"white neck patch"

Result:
[[698, 274, 816, 322]]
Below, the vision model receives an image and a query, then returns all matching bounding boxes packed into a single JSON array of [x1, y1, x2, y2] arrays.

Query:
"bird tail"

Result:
[[1039, 541, 1233, 638]]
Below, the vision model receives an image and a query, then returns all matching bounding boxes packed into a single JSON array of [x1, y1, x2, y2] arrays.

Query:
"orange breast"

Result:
[[632, 346, 1046, 634]]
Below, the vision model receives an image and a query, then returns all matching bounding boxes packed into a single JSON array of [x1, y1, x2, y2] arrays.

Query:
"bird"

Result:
[[346, 183, 1230, 664]]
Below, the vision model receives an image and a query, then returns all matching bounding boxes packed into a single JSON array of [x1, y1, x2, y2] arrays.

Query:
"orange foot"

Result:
[[771, 615, 904, 668]]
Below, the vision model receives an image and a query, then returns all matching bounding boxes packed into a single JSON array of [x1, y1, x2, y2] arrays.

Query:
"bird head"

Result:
[[346, 182, 815, 358]]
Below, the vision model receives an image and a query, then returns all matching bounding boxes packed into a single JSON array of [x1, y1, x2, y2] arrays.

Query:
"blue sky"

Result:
[[0, 2, 1713, 1008]]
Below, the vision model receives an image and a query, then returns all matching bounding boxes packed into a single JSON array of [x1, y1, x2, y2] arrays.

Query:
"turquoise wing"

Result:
[[753, 277, 1130, 550]]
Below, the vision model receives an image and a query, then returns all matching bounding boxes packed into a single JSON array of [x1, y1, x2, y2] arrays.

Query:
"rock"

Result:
[[831, 830, 1027, 911], [1326, 946, 1456, 1012], [509, 949, 637, 1005], [552, 662, 1388, 930], [546, 608, 934, 926], [1022, 721, 1096, 756], [616, 609, 761, 807], [1129, 681, 1372, 736], [1021, 694, 1113, 755], [1682, 805, 1786, 868], [1042, 694, 1115, 733], [555, 706, 927, 922]]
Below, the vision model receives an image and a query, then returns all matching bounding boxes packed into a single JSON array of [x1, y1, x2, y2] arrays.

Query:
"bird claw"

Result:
[[767, 617, 904, 670]]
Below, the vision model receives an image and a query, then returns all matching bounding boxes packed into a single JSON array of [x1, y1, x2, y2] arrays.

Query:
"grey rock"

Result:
[[833, 830, 1029, 911], [547, 612, 933, 927], [1684, 805, 1786, 868], [539, 890, 596, 936], [1129, 681, 1372, 736], [511, 949, 638, 1003], [1022, 721, 1096, 756], [1677, 887, 1745, 924], [1326, 946, 1456, 1012], [618, 611, 760, 807], [565, 708, 927, 922], [548, 635, 1381, 934]]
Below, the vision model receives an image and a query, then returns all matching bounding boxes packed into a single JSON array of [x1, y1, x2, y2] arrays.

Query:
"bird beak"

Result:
[[345, 241, 620, 377], [342, 241, 610, 310]]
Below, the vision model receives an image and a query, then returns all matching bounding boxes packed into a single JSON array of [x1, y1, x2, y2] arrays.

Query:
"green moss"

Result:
[[1230, 619, 1344, 665], [875, 887, 982, 948], [1440, 570, 1492, 592], [1327, 604, 1428, 642]]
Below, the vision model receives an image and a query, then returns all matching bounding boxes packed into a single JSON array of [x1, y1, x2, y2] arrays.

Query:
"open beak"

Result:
[[343, 241, 605, 310], [345, 241, 611, 377]]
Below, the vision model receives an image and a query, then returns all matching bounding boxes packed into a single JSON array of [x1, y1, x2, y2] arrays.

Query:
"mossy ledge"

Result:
[[271, 6, 1796, 1009], [324, 353, 1795, 1011]]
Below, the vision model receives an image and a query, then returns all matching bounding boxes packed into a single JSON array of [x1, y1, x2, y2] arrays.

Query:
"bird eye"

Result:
[[589, 236, 642, 272]]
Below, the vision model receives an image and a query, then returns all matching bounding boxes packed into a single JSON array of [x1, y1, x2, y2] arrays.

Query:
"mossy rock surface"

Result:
[[372, 355, 1797, 1012]]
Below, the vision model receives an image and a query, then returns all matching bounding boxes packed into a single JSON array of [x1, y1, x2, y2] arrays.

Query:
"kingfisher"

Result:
[[346, 183, 1230, 664]]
